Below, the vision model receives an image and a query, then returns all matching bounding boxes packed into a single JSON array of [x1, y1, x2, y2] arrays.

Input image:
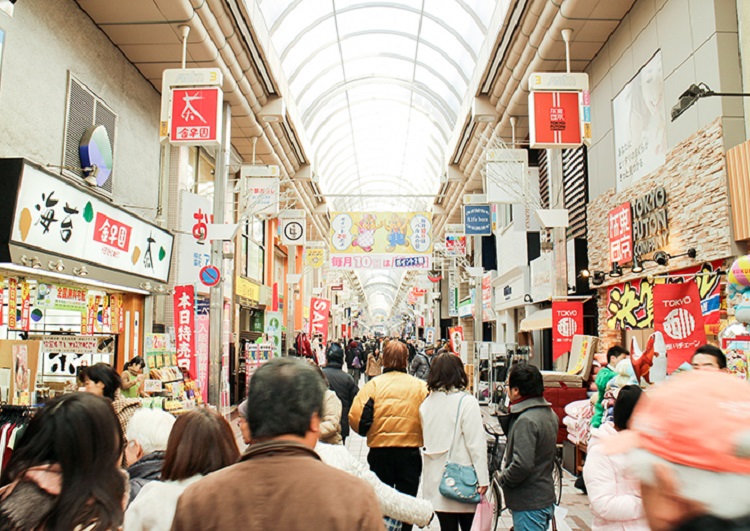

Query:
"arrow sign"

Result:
[[199, 265, 221, 287]]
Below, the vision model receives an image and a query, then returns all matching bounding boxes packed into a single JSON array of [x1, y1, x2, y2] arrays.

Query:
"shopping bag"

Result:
[[383, 516, 402, 531], [470, 495, 492, 531]]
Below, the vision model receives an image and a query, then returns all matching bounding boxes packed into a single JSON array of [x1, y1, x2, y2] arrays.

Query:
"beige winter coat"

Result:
[[320, 389, 343, 444]]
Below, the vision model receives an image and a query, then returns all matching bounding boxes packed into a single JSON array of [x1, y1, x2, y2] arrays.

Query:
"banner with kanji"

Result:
[[552, 301, 584, 361], [173, 285, 196, 374], [449, 326, 464, 355], [654, 281, 706, 373], [310, 298, 331, 346]]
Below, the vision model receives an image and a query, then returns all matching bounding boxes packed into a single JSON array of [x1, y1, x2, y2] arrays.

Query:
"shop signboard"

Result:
[[449, 326, 464, 355], [169, 87, 223, 147], [19, 281, 30, 332], [448, 286, 459, 317], [608, 202, 633, 265], [39, 336, 98, 354], [329, 212, 432, 270], [444, 234, 466, 256], [463, 206, 492, 236], [631, 187, 669, 257], [305, 248, 325, 269], [552, 301, 584, 361], [654, 281, 706, 373], [310, 298, 331, 346], [244, 177, 280, 216], [173, 285, 196, 374], [7, 277, 17, 329], [10, 164, 173, 282], [528, 91, 582, 149], [235, 276, 261, 305], [195, 298, 209, 403], [177, 191, 212, 292], [485, 149, 529, 204], [35, 283, 88, 312], [530, 253, 553, 302], [482, 272, 494, 322], [613, 51, 667, 191], [144, 333, 171, 370], [458, 298, 472, 318], [264, 311, 283, 357], [425, 327, 435, 344]]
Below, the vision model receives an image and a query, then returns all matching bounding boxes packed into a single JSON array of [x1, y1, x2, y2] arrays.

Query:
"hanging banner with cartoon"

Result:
[[606, 260, 722, 333], [329, 212, 432, 269], [654, 281, 706, 373]]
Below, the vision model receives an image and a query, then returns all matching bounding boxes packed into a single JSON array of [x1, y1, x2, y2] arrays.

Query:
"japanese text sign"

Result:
[[529, 91, 582, 149], [11, 164, 173, 282], [169, 87, 222, 146], [310, 298, 331, 347], [177, 191, 212, 292], [654, 282, 706, 373], [445, 234, 466, 256], [244, 177, 280, 216], [608, 202, 633, 265], [173, 285, 196, 375], [552, 301, 584, 361], [7, 277, 17, 329]]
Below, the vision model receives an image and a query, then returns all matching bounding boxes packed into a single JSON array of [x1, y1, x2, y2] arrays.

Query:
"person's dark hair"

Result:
[[1, 393, 125, 530], [427, 353, 468, 392], [607, 345, 629, 364], [246, 358, 325, 440], [692, 344, 727, 369], [124, 356, 145, 370], [508, 363, 544, 398], [161, 409, 239, 481], [612, 385, 643, 430], [326, 343, 344, 364], [382, 340, 408, 370], [84, 363, 121, 401]]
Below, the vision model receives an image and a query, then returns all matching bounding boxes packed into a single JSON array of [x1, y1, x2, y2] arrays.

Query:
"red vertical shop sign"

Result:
[[654, 282, 706, 373], [20, 281, 30, 332], [173, 285, 196, 375], [7, 278, 17, 329], [310, 298, 331, 346], [608, 202, 633, 265], [552, 301, 584, 361], [449, 326, 464, 355], [170, 87, 222, 145], [529, 91, 582, 148], [0, 275, 4, 327]]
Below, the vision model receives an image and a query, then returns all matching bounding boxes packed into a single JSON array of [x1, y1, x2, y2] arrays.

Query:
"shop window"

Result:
[[194, 150, 215, 197], [63, 74, 117, 194]]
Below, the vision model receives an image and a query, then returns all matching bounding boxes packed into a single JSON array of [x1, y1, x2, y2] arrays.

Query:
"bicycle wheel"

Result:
[[484, 474, 504, 531], [552, 458, 563, 505]]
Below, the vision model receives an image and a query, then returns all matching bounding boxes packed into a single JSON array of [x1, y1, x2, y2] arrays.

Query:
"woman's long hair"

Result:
[[1, 393, 125, 530]]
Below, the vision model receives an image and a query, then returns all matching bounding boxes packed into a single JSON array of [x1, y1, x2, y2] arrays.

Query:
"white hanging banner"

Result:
[[244, 177, 280, 216]]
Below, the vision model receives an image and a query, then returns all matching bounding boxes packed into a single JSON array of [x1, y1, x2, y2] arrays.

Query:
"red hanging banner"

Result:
[[449, 326, 464, 355], [7, 277, 18, 329], [552, 301, 584, 361], [0, 275, 4, 327], [310, 297, 331, 347], [654, 282, 707, 373], [173, 285, 196, 375], [20, 281, 31, 332]]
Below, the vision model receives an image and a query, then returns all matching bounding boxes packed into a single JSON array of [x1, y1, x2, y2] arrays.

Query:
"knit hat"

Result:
[[327, 343, 344, 364], [606, 370, 750, 475]]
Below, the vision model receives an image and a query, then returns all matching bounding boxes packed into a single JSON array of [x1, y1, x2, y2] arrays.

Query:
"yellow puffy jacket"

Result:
[[349, 370, 428, 448]]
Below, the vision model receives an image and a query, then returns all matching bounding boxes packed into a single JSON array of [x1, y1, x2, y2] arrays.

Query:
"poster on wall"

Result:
[[329, 212, 432, 269], [653, 281, 706, 373], [613, 51, 667, 191], [552, 301, 584, 361]]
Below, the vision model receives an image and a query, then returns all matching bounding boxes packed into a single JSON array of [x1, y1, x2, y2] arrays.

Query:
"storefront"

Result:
[[0, 159, 174, 403], [233, 275, 266, 403]]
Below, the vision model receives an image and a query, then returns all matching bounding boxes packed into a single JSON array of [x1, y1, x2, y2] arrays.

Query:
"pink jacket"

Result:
[[582, 424, 649, 531]]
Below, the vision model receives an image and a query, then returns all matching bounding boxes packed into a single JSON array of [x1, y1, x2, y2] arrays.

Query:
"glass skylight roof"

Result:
[[257, 0, 500, 313]]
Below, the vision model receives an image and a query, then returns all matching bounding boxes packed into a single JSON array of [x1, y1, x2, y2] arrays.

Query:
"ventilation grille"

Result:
[[63, 75, 117, 194]]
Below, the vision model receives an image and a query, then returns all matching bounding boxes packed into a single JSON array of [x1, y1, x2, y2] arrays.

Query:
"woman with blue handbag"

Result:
[[420, 353, 489, 531]]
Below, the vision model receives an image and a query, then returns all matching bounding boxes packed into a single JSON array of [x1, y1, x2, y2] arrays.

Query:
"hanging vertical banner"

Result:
[[173, 285, 196, 374], [608, 202, 633, 265], [195, 298, 210, 403], [310, 298, 331, 346], [449, 326, 464, 355], [654, 282, 706, 373], [110, 294, 121, 334], [19, 281, 30, 332], [0, 275, 4, 327], [7, 277, 17, 329], [425, 327, 436, 344], [87, 296, 98, 335], [305, 248, 325, 269], [552, 301, 584, 361], [102, 296, 111, 330], [264, 311, 283, 357]]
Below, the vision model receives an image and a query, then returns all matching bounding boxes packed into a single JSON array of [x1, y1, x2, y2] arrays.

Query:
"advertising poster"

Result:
[[264, 311, 283, 357], [449, 326, 464, 354], [329, 212, 432, 270], [425, 327, 435, 344], [654, 282, 706, 373], [552, 301, 584, 361], [13, 344, 29, 405], [444, 234, 467, 257], [310, 298, 331, 346], [613, 51, 667, 191]]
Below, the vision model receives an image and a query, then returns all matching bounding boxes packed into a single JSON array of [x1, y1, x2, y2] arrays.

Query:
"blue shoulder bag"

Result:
[[438, 393, 481, 503]]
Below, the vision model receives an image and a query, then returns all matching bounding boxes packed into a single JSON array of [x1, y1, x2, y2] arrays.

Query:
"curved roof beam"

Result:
[[287, 30, 470, 88], [274, 3, 479, 64], [303, 77, 456, 128]]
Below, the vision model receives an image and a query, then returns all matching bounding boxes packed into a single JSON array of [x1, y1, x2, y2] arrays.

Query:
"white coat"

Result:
[[583, 423, 649, 531], [420, 390, 490, 513], [124, 475, 202, 531], [315, 442, 434, 527]]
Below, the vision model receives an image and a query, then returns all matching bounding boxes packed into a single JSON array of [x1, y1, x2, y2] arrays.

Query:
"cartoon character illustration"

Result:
[[631, 331, 666, 384], [385, 214, 409, 252], [351, 213, 378, 252]]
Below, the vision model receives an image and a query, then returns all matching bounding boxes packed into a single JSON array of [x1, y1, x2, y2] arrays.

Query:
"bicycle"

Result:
[[484, 421, 563, 531]]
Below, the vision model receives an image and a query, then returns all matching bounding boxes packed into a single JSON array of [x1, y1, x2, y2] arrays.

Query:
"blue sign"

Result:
[[464, 205, 492, 236], [199, 265, 221, 287]]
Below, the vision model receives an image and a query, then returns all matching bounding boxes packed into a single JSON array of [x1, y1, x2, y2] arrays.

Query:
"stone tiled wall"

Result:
[[587, 118, 734, 353]]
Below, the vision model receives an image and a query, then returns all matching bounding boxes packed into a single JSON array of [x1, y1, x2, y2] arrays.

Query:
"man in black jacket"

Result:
[[499, 363, 558, 531], [322, 343, 359, 442]]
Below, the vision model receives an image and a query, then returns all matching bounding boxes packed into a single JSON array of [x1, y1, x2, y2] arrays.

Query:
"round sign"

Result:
[[283, 220, 304, 243], [199, 265, 221, 287]]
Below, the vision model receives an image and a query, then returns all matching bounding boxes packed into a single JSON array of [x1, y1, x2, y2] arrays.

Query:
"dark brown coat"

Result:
[[171, 440, 385, 531]]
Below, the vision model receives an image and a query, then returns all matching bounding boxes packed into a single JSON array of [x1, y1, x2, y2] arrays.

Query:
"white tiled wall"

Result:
[[586, 0, 745, 200]]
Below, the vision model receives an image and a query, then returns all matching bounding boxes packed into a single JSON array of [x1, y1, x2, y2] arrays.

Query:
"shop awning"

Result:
[[519, 308, 552, 332]]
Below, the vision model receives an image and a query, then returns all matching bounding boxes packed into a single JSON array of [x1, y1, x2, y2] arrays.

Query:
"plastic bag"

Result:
[[470, 495, 492, 531]]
